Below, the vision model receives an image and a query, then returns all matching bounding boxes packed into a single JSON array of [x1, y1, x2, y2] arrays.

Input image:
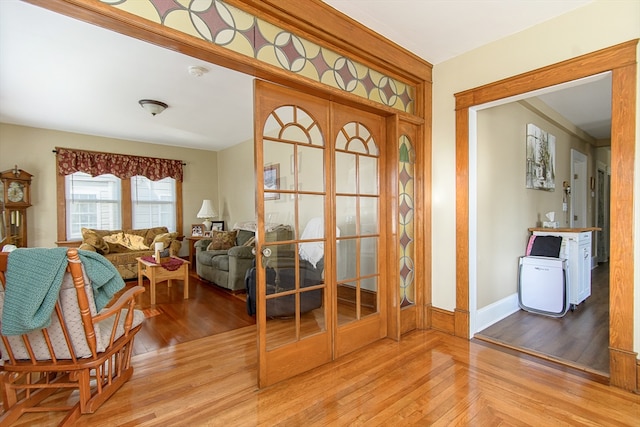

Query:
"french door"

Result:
[[254, 80, 387, 387]]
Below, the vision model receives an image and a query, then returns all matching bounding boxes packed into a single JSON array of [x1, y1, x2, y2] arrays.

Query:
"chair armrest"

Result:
[[228, 245, 254, 259], [194, 239, 212, 251]]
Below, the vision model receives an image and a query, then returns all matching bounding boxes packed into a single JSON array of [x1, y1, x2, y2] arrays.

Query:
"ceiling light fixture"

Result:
[[138, 99, 168, 116]]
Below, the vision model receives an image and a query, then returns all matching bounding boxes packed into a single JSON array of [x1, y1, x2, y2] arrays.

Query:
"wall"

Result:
[[0, 123, 218, 255], [431, 0, 639, 351], [217, 139, 255, 228], [476, 101, 595, 309]]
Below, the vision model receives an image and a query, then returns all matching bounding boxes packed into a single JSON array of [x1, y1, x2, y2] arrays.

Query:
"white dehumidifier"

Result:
[[518, 256, 569, 318]]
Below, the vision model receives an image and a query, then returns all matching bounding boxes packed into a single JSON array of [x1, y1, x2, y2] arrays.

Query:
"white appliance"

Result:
[[518, 256, 569, 317], [532, 230, 592, 308]]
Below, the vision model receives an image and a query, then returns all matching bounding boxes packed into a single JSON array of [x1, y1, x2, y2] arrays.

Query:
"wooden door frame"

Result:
[[30, 0, 431, 343], [454, 40, 638, 391]]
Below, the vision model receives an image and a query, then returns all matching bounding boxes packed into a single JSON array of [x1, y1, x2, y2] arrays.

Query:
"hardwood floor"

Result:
[[475, 262, 610, 376], [11, 327, 639, 426], [130, 271, 255, 356], [6, 266, 639, 426]]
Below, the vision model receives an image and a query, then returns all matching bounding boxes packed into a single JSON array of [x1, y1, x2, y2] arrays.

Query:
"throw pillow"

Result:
[[104, 232, 149, 251], [206, 230, 238, 250], [152, 232, 179, 250], [81, 228, 109, 255]]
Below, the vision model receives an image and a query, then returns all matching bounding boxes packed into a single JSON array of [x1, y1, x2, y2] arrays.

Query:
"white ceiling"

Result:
[[0, 0, 610, 152]]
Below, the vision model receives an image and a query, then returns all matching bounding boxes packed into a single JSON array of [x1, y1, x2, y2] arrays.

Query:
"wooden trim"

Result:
[[386, 115, 400, 341], [455, 40, 638, 109], [454, 39, 639, 391], [455, 107, 470, 334], [637, 358, 640, 392], [429, 306, 455, 335], [226, 0, 433, 84]]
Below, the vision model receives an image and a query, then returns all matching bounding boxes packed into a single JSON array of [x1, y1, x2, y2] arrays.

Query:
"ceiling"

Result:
[[0, 0, 610, 152]]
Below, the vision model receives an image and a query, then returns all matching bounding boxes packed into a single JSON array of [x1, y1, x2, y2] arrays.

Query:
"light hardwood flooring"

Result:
[[11, 326, 639, 426], [476, 262, 610, 376]]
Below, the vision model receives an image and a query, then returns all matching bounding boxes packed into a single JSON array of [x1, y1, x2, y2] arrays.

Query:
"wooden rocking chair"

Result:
[[0, 248, 145, 426]]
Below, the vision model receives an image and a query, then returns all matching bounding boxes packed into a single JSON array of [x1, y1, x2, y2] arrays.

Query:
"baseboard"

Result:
[[429, 306, 455, 334], [474, 293, 520, 333]]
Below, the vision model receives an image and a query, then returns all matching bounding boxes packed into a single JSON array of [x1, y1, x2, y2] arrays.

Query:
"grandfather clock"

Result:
[[0, 166, 33, 248]]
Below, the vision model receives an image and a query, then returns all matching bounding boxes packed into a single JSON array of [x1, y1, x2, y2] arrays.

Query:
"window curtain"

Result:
[[56, 147, 183, 182]]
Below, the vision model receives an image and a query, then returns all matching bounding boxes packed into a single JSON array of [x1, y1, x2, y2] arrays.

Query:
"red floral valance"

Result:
[[56, 147, 183, 182]]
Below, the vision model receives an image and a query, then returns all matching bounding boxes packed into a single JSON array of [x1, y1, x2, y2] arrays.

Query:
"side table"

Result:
[[137, 256, 190, 305], [185, 236, 206, 270]]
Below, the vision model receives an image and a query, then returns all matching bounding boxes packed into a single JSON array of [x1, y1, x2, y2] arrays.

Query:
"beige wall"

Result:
[[476, 101, 595, 308], [431, 0, 640, 350], [217, 139, 255, 228], [0, 123, 218, 255]]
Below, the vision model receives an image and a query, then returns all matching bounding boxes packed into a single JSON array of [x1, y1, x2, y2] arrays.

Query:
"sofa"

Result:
[[78, 227, 181, 280], [194, 225, 293, 292]]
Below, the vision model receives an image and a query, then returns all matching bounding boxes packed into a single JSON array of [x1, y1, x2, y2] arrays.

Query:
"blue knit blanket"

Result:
[[1, 248, 125, 336]]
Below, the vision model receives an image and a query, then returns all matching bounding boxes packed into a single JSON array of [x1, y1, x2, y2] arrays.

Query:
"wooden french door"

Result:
[[254, 81, 387, 387]]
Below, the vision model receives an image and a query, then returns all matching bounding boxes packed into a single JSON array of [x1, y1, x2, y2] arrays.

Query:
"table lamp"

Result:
[[197, 199, 217, 231]]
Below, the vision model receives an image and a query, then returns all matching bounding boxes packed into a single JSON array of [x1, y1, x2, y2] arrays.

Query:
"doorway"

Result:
[[456, 40, 637, 390]]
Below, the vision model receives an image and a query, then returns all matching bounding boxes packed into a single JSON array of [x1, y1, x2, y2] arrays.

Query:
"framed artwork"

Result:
[[264, 163, 280, 200], [211, 220, 225, 231], [203, 231, 213, 237], [191, 224, 204, 237], [525, 123, 556, 191]]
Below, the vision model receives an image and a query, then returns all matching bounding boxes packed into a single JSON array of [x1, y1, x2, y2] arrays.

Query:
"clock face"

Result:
[[7, 181, 25, 203]]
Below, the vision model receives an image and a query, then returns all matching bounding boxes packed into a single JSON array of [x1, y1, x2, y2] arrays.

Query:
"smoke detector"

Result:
[[188, 66, 209, 77]]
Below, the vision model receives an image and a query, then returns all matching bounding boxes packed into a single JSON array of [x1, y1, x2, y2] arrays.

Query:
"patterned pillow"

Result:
[[81, 228, 109, 255], [151, 232, 179, 249], [206, 230, 238, 250], [104, 233, 149, 251]]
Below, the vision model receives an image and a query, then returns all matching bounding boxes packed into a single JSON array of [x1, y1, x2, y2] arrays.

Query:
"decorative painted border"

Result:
[[103, 0, 415, 113]]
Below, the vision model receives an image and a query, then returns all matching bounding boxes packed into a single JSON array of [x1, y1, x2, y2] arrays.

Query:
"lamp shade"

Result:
[[197, 199, 216, 219], [197, 199, 217, 231]]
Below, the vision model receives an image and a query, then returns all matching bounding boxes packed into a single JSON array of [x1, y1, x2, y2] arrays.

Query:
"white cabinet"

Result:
[[532, 230, 593, 308]]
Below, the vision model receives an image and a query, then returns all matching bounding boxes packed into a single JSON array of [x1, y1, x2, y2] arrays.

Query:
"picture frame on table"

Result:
[[203, 231, 213, 237], [191, 224, 204, 237], [211, 220, 225, 231]]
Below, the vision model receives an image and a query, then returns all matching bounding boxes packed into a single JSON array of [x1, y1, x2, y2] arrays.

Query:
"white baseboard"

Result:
[[475, 293, 520, 333]]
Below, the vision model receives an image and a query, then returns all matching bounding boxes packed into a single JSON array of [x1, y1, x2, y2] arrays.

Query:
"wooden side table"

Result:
[[137, 256, 190, 305], [185, 236, 206, 270]]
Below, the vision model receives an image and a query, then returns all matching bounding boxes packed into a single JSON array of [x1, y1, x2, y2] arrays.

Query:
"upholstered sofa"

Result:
[[194, 225, 293, 292], [78, 227, 181, 280]]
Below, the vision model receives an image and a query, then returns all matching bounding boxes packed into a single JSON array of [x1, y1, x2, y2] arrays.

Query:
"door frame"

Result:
[[455, 40, 638, 391], [33, 0, 431, 340]]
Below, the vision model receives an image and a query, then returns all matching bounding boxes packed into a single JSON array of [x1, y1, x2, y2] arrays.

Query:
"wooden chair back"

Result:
[[0, 248, 145, 426]]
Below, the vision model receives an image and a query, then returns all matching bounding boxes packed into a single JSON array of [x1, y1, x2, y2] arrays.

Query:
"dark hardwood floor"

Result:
[[475, 262, 609, 376], [127, 270, 255, 356]]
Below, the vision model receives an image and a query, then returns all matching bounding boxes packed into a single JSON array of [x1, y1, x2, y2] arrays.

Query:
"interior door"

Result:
[[254, 80, 332, 387], [332, 104, 387, 357], [254, 80, 388, 386]]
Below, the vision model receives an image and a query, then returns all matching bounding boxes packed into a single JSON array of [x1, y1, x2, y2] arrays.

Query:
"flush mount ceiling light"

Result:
[[138, 99, 168, 116]]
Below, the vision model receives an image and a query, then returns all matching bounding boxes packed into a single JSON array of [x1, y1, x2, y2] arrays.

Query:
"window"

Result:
[[65, 172, 121, 240], [63, 173, 178, 240], [55, 147, 184, 243], [131, 176, 176, 231]]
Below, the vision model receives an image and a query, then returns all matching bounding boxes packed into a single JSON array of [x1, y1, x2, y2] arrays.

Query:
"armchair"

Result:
[[0, 248, 145, 426]]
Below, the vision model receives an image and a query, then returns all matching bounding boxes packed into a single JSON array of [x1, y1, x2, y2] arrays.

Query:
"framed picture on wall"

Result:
[[264, 164, 280, 200], [191, 224, 204, 237]]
